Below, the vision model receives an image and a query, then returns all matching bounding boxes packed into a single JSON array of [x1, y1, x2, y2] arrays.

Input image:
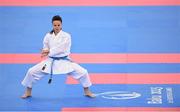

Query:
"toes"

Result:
[[21, 95, 32, 99], [85, 93, 96, 98]]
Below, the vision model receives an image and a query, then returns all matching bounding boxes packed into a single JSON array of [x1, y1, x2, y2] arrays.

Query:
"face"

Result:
[[53, 20, 62, 34]]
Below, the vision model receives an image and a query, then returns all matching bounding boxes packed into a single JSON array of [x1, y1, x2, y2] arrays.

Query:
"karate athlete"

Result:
[[21, 15, 95, 98]]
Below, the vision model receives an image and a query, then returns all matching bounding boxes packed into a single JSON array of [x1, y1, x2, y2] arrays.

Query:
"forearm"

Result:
[[48, 45, 69, 57], [49, 37, 71, 57]]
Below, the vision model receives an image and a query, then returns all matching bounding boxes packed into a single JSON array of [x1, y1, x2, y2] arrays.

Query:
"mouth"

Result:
[[55, 29, 59, 32]]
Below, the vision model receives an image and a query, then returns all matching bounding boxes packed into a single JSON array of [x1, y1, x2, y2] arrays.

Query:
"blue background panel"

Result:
[[0, 6, 180, 53]]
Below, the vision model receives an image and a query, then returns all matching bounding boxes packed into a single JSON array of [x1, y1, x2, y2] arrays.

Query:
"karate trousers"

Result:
[[21, 61, 92, 88]]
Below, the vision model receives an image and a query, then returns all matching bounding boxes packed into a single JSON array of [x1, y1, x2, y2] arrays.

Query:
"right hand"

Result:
[[41, 49, 49, 58]]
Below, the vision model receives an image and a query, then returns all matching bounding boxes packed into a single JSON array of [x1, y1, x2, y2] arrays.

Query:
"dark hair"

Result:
[[50, 15, 62, 34], [52, 15, 62, 23]]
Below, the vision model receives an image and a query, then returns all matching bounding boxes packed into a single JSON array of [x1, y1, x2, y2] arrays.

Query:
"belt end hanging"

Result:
[[48, 78, 52, 84]]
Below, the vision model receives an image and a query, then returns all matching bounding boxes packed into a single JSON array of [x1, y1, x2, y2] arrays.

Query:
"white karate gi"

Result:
[[21, 30, 92, 88]]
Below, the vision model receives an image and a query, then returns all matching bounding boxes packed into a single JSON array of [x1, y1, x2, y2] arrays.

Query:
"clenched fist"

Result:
[[41, 49, 49, 58]]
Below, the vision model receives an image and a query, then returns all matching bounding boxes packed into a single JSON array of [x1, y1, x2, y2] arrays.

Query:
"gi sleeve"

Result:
[[42, 33, 49, 50]]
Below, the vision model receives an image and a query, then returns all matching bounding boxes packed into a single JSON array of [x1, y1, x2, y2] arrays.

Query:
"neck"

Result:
[[54, 30, 60, 35]]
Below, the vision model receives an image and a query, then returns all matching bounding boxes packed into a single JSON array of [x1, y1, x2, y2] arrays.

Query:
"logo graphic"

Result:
[[147, 87, 174, 104], [95, 91, 141, 100]]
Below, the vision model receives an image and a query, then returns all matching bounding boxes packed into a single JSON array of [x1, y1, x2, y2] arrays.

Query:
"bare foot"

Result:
[[21, 87, 32, 99], [85, 93, 96, 98], [84, 90, 96, 98], [21, 94, 32, 99]]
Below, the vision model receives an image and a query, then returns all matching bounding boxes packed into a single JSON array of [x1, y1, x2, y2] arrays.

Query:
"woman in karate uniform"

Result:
[[21, 15, 95, 98]]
